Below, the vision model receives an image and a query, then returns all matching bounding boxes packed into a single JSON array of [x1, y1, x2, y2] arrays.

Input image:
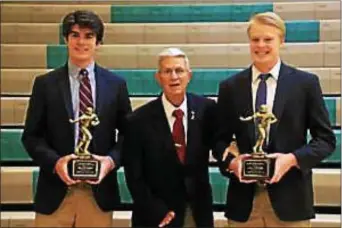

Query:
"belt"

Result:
[[68, 182, 92, 190], [255, 182, 268, 194]]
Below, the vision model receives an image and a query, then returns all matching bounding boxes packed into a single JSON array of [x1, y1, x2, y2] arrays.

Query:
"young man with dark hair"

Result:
[[22, 10, 132, 227]]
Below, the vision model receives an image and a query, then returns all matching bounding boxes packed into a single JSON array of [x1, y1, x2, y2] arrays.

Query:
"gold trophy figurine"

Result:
[[240, 105, 277, 154], [68, 107, 101, 180], [239, 104, 277, 181], [70, 107, 100, 157]]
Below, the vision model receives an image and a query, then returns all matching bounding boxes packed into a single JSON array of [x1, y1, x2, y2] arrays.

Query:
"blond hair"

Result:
[[247, 12, 286, 39]]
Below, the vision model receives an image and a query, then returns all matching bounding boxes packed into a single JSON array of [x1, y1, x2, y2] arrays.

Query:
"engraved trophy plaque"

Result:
[[68, 107, 100, 180], [239, 104, 277, 181]]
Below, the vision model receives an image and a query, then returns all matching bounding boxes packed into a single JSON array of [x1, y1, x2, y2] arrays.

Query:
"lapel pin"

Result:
[[191, 111, 195, 120]]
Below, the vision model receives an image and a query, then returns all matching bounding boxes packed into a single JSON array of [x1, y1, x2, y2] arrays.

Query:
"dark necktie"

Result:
[[255, 73, 271, 144], [78, 69, 93, 143], [172, 109, 186, 164], [255, 73, 270, 112], [79, 69, 93, 115]]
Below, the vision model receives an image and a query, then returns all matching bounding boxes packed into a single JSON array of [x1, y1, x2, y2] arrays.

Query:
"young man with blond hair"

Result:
[[214, 12, 335, 227]]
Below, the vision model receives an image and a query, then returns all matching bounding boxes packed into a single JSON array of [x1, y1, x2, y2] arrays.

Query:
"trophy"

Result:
[[68, 107, 100, 180], [239, 105, 277, 181]]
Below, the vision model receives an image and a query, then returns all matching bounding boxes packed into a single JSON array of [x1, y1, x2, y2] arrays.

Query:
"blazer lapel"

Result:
[[94, 65, 107, 117], [58, 64, 73, 119], [269, 63, 293, 146], [150, 98, 180, 164], [185, 93, 197, 164], [238, 68, 255, 148]]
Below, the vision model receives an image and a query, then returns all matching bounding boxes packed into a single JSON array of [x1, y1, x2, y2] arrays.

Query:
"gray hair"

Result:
[[157, 47, 190, 70]]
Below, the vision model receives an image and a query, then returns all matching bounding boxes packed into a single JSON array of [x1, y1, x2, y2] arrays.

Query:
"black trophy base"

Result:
[[68, 156, 101, 181], [241, 155, 275, 181]]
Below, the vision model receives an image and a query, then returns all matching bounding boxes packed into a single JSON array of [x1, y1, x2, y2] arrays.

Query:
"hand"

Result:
[[266, 153, 298, 184], [85, 155, 115, 185], [222, 141, 239, 161], [159, 211, 175, 227], [228, 154, 257, 184], [55, 154, 80, 186]]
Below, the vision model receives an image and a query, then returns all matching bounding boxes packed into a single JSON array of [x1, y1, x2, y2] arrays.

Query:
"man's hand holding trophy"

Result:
[[224, 104, 278, 184]]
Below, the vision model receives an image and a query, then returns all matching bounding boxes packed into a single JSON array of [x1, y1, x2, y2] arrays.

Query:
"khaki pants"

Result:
[[227, 186, 311, 228], [35, 183, 113, 227], [183, 205, 196, 227]]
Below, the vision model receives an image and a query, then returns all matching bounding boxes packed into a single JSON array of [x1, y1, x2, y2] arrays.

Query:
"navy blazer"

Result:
[[22, 64, 132, 214], [213, 63, 336, 222], [123, 93, 216, 227]]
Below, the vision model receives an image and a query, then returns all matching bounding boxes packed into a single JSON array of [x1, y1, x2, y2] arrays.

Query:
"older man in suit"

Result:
[[123, 47, 216, 227], [213, 12, 335, 227], [22, 10, 132, 227]]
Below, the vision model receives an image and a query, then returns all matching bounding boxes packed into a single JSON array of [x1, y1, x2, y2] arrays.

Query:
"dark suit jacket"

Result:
[[213, 63, 336, 222], [123, 93, 216, 227], [22, 64, 132, 214]]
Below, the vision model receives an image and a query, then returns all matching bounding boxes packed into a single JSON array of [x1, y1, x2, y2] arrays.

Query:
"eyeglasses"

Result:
[[159, 68, 187, 76]]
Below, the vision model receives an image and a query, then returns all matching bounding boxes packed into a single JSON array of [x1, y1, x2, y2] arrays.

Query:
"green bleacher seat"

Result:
[[324, 97, 338, 125], [187, 69, 239, 95], [114, 70, 160, 96], [1, 129, 31, 161], [329, 130, 342, 163], [111, 4, 274, 23], [117, 168, 132, 203], [114, 69, 241, 96], [229, 4, 273, 22], [285, 20, 319, 42], [46, 45, 67, 69], [190, 5, 233, 22], [111, 5, 181, 23], [210, 167, 229, 204]]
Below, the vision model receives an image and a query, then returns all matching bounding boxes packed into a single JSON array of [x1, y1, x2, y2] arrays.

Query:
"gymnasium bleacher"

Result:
[[1, 0, 340, 227]]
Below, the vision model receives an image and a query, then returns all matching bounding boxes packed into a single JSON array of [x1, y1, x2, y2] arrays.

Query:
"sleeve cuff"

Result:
[[106, 156, 116, 170]]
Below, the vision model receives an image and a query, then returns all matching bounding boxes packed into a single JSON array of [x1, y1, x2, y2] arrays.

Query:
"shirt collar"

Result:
[[68, 60, 95, 80], [161, 93, 187, 119], [252, 58, 281, 84]]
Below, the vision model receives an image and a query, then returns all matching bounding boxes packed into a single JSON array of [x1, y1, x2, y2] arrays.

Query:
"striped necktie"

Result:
[[79, 69, 93, 115], [78, 69, 93, 144]]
